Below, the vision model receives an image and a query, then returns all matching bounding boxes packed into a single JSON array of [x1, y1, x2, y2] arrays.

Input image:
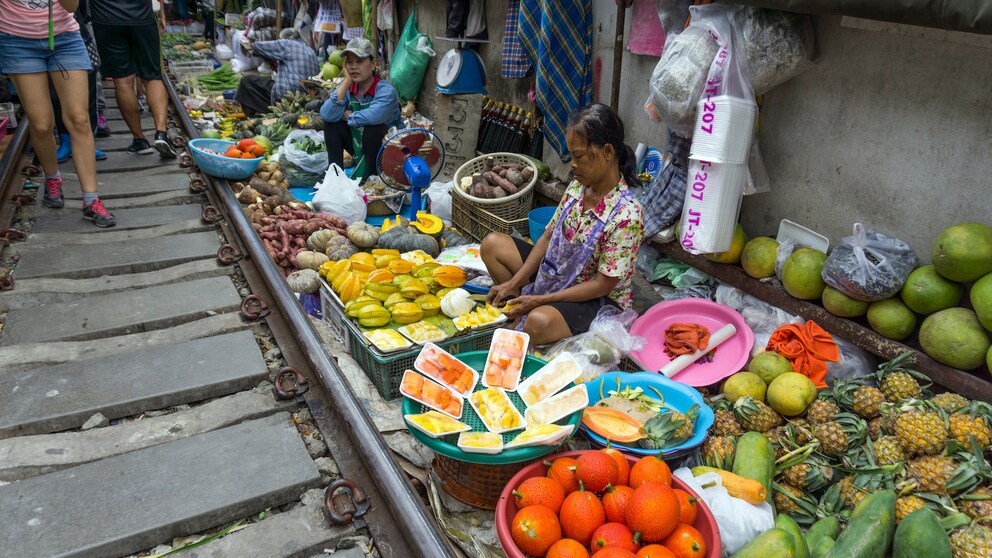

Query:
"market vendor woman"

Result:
[[320, 37, 402, 181], [482, 104, 645, 345]]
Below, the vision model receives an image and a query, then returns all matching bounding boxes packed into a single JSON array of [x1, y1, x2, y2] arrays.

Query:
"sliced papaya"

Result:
[[581, 406, 647, 443]]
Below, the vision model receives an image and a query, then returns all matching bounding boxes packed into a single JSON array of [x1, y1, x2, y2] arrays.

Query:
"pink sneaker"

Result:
[[43, 176, 64, 208]]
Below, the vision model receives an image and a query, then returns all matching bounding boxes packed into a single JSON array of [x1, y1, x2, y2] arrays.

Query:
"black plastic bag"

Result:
[[822, 223, 918, 302]]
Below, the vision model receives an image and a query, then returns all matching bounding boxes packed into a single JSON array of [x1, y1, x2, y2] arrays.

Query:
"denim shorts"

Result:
[[0, 31, 93, 75]]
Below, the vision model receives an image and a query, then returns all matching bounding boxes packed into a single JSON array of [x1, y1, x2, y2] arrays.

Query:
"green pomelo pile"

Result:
[[782, 248, 827, 300], [900, 265, 964, 315], [919, 307, 991, 370], [741, 236, 779, 279], [748, 351, 795, 385], [867, 298, 917, 341], [931, 222, 992, 283], [823, 286, 870, 318]]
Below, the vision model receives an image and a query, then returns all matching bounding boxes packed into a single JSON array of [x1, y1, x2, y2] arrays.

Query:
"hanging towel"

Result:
[[766, 321, 840, 389], [518, 0, 593, 161], [501, 0, 530, 78]]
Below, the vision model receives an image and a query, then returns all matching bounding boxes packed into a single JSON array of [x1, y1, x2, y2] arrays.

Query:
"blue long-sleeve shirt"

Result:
[[251, 39, 320, 105], [320, 76, 403, 129]]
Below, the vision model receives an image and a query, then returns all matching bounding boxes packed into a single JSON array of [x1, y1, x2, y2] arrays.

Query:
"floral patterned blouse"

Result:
[[547, 180, 645, 308]]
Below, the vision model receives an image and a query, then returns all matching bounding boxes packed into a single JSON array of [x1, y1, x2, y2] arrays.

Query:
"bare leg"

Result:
[[114, 75, 145, 139], [481, 232, 524, 285], [523, 306, 573, 345], [142, 78, 169, 132], [8, 73, 58, 175], [51, 70, 98, 194]]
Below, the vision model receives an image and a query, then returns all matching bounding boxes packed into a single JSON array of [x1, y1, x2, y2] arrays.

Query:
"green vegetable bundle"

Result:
[[195, 63, 242, 92]]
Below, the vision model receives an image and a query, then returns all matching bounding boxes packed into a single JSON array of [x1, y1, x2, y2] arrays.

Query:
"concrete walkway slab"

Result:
[[73, 152, 175, 173], [28, 204, 202, 235], [13, 230, 218, 280], [62, 166, 191, 198], [0, 275, 241, 346], [0, 331, 267, 438], [0, 413, 320, 558]]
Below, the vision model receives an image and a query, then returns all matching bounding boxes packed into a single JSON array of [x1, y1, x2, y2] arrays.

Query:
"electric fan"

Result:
[[375, 128, 445, 221]]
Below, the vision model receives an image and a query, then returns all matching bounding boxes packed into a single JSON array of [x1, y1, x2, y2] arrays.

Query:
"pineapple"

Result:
[[733, 396, 783, 432], [711, 400, 745, 437], [852, 385, 886, 420], [868, 417, 884, 440], [773, 483, 806, 515], [959, 487, 992, 525], [806, 398, 841, 425], [785, 419, 813, 446], [670, 404, 700, 441], [702, 436, 736, 469], [781, 458, 833, 492], [814, 413, 867, 457], [872, 436, 906, 466], [906, 455, 957, 494], [894, 402, 949, 455], [949, 403, 992, 448], [837, 475, 869, 508], [895, 495, 926, 523], [931, 392, 971, 414], [951, 524, 992, 558], [876, 352, 927, 402]]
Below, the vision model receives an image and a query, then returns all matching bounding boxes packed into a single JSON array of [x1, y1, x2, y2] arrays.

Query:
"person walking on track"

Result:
[[89, 0, 177, 159], [0, 0, 117, 227]]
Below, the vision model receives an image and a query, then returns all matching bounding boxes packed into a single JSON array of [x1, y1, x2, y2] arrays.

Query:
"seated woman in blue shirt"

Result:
[[320, 37, 402, 182]]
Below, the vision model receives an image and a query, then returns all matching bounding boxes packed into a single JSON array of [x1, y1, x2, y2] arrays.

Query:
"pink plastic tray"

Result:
[[629, 298, 754, 387]]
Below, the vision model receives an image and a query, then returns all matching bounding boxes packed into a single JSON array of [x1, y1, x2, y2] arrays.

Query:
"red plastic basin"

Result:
[[495, 449, 722, 558]]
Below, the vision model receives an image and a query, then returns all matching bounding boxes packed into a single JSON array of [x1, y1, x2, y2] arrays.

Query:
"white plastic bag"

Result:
[[673, 468, 774, 557], [231, 30, 261, 72], [282, 130, 329, 174], [542, 307, 646, 383], [313, 163, 367, 225], [425, 180, 454, 224], [715, 284, 802, 335]]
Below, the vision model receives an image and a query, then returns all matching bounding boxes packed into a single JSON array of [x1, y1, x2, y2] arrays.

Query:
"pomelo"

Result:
[[919, 307, 991, 370], [971, 272, 992, 332], [741, 236, 780, 279], [328, 49, 344, 68], [321, 62, 341, 80], [822, 285, 870, 318], [900, 265, 964, 315], [748, 351, 795, 385], [867, 298, 917, 340], [931, 222, 992, 282], [766, 372, 818, 417], [782, 248, 827, 300], [721, 371, 767, 403], [704, 223, 748, 265]]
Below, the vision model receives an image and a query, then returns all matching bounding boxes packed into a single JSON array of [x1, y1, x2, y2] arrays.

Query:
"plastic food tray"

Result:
[[397, 323, 448, 345], [481, 328, 530, 391], [404, 413, 471, 439], [414, 343, 479, 396], [363, 330, 412, 353], [469, 388, 527, 434], [778, 218, 830, 253], [457, 431, 504, 455], [402, 351, 582, 465], [399, 370, 465, 419], [504, 424, 575, 450], [523, 385, 588, 426], [516, 352, 583, 407]]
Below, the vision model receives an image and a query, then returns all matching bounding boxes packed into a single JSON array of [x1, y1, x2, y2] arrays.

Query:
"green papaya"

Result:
[[825, 489, 896, 558], [805, 516, 841, 554], [733, 431, 775, 504], [812, 537, 834, 558], [776, 514, 809, 558], [893, 509, 952, 558], [733, 527, 796, 558]]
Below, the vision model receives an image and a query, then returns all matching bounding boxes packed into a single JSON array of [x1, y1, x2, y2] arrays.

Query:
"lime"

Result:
[[867, 298, 917, 341], [748, 351, 795, 385], [721, 372, 767, 403]]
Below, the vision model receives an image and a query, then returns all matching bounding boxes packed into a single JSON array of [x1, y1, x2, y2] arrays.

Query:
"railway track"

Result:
[[0, 77, 456, 558]]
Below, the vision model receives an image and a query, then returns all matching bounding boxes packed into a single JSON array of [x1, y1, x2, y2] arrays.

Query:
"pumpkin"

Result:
[[411, 211, 443, 237], [440, 288, 475, 318], [380, 215, 409, 234], [376, 226, 440, 258], [346, 222, 381, 248], [432, 265, 467, 288], [439, 228, 473, 249], [326, 236, 360, 261], [296, 250, 330, 272], [307, 229, 342, 253], [286, 269, 321, 294]]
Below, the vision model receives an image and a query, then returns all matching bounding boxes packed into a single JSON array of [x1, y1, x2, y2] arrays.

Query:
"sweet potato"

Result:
[[483, 171, 518, 194], [506, 169, 524, 186], [521, 166, 534, 183]]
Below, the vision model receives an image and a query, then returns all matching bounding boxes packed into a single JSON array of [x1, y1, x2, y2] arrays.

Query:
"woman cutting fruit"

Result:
[[481, 104, 645, 345]]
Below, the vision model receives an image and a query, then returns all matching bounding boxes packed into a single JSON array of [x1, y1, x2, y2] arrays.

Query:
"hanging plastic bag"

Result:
[[673, 468, 775, 556], [377, 0, 394, 31], [312, 163, 368, 224], [389, 12, 435, 103], [732, 6, 815, 95], [822, 223, 918, 302], [541, 307, 646, 383], [656, 0, 692, 36], [339, 0, 363, 27]]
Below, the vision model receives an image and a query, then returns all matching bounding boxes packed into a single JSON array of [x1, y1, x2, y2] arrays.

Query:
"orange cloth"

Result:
[[665, 323, 711, 356], [766, 321, 840, 389]]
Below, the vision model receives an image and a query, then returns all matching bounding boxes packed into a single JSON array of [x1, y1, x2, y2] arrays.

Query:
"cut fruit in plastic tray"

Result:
[[400, 370, 465, 419], [363, 329, 413, 353], [457, 431, 504, 454], [482, 328, 530, 391], [414, 342, 479, 396], [777, 218, 830, 253], [404, 411, 471, 439], [523, 385, 589, 426], [453, 310, 507, 331], [469, 387, 527, 434], [397, 321, 448, 345], [505, 424, 575, 450], [516, 353, 583, 407]]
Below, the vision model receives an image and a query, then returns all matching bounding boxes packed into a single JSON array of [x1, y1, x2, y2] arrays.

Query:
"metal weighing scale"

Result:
[[433, 37, 489, 95]]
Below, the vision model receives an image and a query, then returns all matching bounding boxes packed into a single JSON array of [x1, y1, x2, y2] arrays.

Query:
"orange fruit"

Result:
[[590, 522, 639, 554], [629, 455, 672, 488], [672, 490, 698, 525], [602, 484, 636, 524], [510, 505, 562, 557], [636, 545, 677, 558], [576, 451, 620, 493], [603, 444, 631, 486], [547, 538, 592, 558], [513, 476, 566, 515], [547, 457, 581, 495], [237, 138, 257, 151], [592, 548, 637, 558], [662, 524, 706, 558], [625, 482, 681, 543], [559, 487, 606, 547]]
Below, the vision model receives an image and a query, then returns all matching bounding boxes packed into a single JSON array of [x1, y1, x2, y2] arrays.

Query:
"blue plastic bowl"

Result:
[[188, 138, 263, 180], [528, 206, 557, 243]]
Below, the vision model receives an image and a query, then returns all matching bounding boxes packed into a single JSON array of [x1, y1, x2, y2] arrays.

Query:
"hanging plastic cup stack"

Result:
[[678, 158, 747, 254], [688, 95, 757, 165]]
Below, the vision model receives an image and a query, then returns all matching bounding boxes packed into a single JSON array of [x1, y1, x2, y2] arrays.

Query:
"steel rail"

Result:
[[163, 78, 456, 558]]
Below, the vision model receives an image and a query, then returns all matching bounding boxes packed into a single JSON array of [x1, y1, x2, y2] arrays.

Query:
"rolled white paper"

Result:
[[659, 323, 738, 378]]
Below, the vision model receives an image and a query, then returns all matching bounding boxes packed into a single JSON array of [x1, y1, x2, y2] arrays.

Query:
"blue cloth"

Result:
[[251, 39, 320, 105], [501, 0, 529, 79], [319, 76, 402, 129], [0, 31, 92, 75], [518, 0, 593, 161], [636, 133, 691, 238]]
